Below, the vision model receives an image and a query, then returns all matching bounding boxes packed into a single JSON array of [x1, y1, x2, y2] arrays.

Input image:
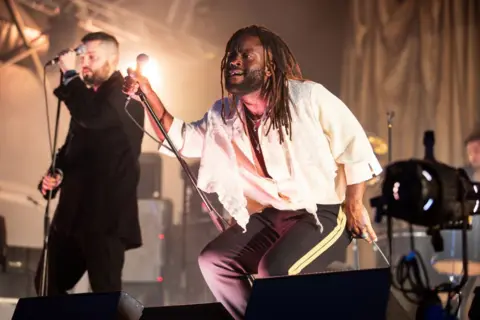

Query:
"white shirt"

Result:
[[159, 80, 382, 231]]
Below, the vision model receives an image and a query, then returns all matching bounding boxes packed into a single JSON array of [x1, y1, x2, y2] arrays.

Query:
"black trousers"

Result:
[[198, 204, 351, 320], [34, 227, 125, 295]]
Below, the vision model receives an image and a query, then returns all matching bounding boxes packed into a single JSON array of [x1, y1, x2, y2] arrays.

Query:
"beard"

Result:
[[83, 62, 112, 86], [225, 69, 265, 96]]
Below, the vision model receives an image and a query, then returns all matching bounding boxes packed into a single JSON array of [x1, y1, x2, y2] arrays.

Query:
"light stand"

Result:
[[370, 130, 477, 319], [385, 111, 395, 266], [39, 71, 63, 296]]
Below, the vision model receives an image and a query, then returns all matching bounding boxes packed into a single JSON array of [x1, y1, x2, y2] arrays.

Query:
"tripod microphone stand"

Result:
[[39, 71, 63, 296]]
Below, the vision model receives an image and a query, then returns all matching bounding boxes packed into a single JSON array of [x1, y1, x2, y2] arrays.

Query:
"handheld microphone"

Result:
[[125, 54, 149, 105], [135, 53, 149, 75], [45, 44, 86, 67]]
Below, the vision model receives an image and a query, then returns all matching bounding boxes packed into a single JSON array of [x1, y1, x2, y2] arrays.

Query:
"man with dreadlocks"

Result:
[[124, 25, 381, 319]]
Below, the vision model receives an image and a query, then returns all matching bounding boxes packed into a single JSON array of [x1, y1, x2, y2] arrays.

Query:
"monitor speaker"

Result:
[[12, 291, 143, 320], [245, 268, 392, 320], [140, 302, 232, 320]]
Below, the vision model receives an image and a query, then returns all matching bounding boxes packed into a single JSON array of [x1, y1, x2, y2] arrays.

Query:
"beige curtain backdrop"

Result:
[[341, 0, 479, 167], [341, 0, 479, 265], [341, 1, 480, 315]]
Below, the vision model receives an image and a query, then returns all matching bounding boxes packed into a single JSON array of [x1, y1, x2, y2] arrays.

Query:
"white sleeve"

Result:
[[311, 83, 382, 185], [158, 112, 207, 159]]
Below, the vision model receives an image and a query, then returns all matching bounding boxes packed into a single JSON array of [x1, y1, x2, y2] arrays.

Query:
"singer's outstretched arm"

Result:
[[139, 85, 174, 142], [125, 74, 207, 158]]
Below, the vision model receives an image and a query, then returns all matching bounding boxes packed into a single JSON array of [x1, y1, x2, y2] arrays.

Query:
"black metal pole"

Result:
[[39, 71, 63, 296], [386, 111, 395, 267], [137, 91, 227, 231]]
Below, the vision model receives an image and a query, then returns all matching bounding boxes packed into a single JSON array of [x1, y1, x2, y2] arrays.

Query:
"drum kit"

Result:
[[363, 131, 480, 317]]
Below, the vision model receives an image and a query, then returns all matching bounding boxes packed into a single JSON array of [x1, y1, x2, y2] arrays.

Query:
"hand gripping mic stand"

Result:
[[135, 89, 257, 285], [39, 71, 63, 296]]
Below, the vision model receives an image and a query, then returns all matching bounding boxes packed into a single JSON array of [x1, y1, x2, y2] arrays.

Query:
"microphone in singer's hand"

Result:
[[125, 54, 149, 102], [136, 53, 149, 75], [45, 44, 86, 67], [133, 54, 149, 95]]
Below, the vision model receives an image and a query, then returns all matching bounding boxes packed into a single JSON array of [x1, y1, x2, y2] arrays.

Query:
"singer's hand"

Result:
[[122, 68, 153, 99], [344, 202, 377, 244], [40, 172, 63, 196], [57, 50, 77, 73]]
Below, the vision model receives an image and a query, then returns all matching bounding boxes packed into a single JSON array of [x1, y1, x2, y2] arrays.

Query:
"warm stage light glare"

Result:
[[23, 27, 48, 46], [123, 57, 162, 90]]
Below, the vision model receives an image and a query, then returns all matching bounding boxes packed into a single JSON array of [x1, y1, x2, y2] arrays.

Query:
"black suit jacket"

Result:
[[42, 71, 145, 250]]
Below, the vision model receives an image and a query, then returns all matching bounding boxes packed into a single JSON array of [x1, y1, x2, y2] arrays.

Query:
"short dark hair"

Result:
[[464, 128, 480, 146], [81, 31, 119, 49]]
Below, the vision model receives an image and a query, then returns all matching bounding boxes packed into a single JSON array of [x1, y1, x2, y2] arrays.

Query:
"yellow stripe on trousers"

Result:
[[287, 209, 346, 275]]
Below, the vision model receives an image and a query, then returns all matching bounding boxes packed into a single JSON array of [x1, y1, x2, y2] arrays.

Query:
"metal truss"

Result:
[[1, 0, 50, 81], [72, 0, 220, 61], [15, 0, 60, 16], [1, 0, 220, 75]]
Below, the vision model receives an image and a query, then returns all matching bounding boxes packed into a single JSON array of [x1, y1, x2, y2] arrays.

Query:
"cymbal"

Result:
[[368, 134, 388, 155], [366, 175, 382, 186]]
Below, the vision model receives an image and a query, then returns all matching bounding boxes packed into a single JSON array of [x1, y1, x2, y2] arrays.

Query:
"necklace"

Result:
[[245, 110, 262, 130], [244, 107, 264, 152], [251, 129, 261, 152], [246, 117, 262, 152]]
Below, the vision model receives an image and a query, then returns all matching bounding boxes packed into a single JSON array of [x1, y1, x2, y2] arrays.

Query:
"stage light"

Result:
[[23, 27, 48, 46], [373, 159, 478, 229], [121, 56, 162, 90]]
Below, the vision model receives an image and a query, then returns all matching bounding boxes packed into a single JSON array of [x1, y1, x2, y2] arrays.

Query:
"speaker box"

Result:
[[140, 302, 232, 320], [138, 153, 162, 199], [162, 222, 218, 305], [245, 268, 392, 320], [122, 199, 173, 306], [181, 161, 224, 224], [12, 291, 144, 320], [123, 199, 172, 282]]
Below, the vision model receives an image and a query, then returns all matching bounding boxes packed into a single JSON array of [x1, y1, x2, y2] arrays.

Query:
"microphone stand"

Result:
[[135, 90, 258, 287], [39, 71, 63, 296], [137, 91, 227, 232]]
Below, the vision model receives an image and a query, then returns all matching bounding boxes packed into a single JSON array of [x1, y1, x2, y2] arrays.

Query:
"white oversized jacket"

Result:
[[159, 80, 382, 231]]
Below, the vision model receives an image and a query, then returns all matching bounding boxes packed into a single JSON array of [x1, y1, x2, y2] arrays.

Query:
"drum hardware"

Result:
[[366, 133, 387, 187], [367, 133, 388, 156], [373, 230, 450, 285], [431, 216, 480, 277]]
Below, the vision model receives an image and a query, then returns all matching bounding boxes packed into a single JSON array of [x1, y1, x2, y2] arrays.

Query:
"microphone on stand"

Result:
[[45, 44, 87, 67]]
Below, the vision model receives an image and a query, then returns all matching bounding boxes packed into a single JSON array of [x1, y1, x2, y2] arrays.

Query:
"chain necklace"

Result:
[[244, 110, 263, 152]]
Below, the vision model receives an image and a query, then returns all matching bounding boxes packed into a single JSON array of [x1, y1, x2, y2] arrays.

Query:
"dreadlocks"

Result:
[[220, 25, 303, 144]]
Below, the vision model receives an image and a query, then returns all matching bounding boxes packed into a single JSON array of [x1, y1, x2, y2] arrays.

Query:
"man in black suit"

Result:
[[36, 32, 144, 294]]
